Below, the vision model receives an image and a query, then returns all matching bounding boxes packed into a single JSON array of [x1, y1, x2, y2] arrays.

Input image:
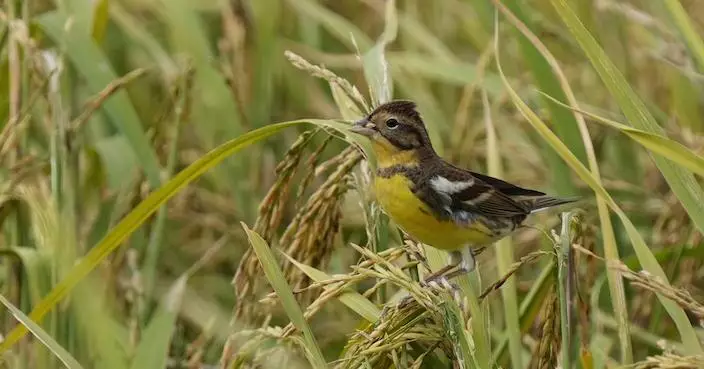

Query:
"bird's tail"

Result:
[[525, 196, 579, 214]]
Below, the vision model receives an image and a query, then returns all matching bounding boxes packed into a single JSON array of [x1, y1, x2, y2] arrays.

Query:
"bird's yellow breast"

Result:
[[374, 173, 492, 250]]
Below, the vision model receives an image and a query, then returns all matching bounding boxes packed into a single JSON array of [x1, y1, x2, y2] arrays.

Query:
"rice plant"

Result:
[[1, 0, 704, 368]]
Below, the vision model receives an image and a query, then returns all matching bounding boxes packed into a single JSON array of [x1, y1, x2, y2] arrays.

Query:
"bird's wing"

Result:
[[469, 170, 545, 197], [414, 164, 530, 224]]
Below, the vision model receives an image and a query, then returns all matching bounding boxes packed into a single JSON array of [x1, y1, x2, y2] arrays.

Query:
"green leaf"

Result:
[[285, 0, 372, 50], [497, 54, 704, 354], [500, 0, 586, 196], [130, 276, 186, 369], [491, 2, 634, 360], [362, 0, 397, 106], [494, 261, 555, 366], [663, 0, 704, 73], [442, 300, 474, 369], [388, 53, 504, 96], [548, 0, 704, 246], [0, 292, 85, 369], [36, 11, 162, 188], [281, 252, 381, 323], [241, 224, 327, 369], [425, 246, 488, 369], [91, 0, 110, 42], [0, 247, 50, 305], [483, 92, 522, 369], [93, 136, 139, 191], [543, 95, 704, 177], [0, 119, 351, 352]]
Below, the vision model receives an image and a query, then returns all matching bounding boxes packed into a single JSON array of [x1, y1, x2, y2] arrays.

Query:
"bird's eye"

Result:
[[385, 118, 399, 129]]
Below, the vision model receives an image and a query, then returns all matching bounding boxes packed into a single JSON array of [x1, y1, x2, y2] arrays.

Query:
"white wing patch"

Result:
[[462, 190, 493, 206], [430, 175, 474, 194]]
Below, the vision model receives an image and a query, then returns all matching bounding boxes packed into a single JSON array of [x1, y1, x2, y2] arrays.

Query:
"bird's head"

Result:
[[351, 100, 434, 164]]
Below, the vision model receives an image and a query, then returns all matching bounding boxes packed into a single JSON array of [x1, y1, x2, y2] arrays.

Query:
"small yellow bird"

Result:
[[351, 100, 576, 278]]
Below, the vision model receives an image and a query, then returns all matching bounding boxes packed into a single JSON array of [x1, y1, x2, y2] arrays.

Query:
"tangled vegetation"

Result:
[[1, 0, 704, 368]]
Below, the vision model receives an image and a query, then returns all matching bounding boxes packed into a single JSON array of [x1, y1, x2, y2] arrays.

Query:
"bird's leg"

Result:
[[421, 250, 463, 284], [420, 250, 464, 309], [444, 246, 487, 280], [422, 245, 488, 289]]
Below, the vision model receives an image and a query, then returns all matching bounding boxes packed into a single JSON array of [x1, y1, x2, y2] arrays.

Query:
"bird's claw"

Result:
[[422, 276, 466, 311]]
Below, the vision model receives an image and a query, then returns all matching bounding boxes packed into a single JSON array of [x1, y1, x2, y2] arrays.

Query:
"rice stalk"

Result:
[[575, 245, 704, 322], [478, 250, 550, 301], [278, 147, 361, 304], [632, 353, 704, 369], [334, 245, 457, 369], [232, 129, 318, 324], [70, 68, 149, 133], [285, 50, 369, 114], [528, 286, 561, 369]]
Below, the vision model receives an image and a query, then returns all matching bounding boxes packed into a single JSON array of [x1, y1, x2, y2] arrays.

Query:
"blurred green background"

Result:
[[1, 0, 704, 368]]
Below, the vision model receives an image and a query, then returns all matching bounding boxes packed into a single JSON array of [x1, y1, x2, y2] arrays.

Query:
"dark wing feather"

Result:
[[413, 163, 530, 224], [469, 171, 545, 197]]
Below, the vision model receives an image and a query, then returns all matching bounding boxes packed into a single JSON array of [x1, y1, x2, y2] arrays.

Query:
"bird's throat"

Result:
[[375, 148, 419, 169]]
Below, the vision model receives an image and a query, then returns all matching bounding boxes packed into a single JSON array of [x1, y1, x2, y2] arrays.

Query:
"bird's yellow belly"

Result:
[[374, 175, 492, 250]]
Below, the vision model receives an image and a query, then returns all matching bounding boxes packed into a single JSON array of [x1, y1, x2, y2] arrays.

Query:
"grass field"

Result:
[[2, 0, 704, 368]]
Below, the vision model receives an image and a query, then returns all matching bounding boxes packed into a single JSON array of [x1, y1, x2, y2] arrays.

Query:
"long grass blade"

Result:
[[0, 292, 84, 369], [281, 252, 381, 322], [548, 0, 704, 239], [0, 119, 351, 352], [491, 2, 633, 361], [241, 224, 327, 369], [362, 0, 397, 106], [36, 11, 162, 187], [129, 276, 186, 369], [499, 0, 586, 196], [493, 260, 556, 366], [496, 55, 704, 354], [663, 0, 704, 72], [542, 95, 704, 177], [483, 91, 522, 369]]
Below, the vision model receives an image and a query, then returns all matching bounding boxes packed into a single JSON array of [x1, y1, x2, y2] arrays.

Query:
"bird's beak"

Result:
[[350, 118, 377, 137]]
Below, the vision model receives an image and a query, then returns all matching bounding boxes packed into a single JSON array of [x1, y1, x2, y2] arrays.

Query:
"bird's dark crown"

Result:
[[369, 100, 423, 124], [365, 100, 433, 152]]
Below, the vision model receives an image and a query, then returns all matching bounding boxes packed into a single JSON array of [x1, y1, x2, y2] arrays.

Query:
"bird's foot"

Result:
[[423, 276, 465, 310]]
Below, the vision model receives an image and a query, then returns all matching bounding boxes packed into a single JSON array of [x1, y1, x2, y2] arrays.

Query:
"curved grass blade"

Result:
[[129, 276, 186, 369], [241, 224, 327, 369], [663, 0, 704, 72], [542, 96, 704, 177], [0, 247, 49, 304], [492, 1, 633, 360], [496, 56, 704, 354], [0, 293, 84, 369], [483, 91, 522, 369], [548, 0, 704, 240], [362, 0, 397, 106], [36, 11, 162, 187], [499, 0, 587, 196], [281, 252, 381, 323], [0, 119, 352, 352]]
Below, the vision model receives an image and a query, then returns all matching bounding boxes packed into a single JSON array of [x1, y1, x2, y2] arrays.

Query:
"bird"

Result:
[[350, 100, 577, 281]]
